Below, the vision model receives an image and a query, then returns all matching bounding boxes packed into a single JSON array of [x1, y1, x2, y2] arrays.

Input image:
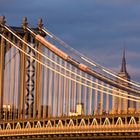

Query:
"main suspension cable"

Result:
[[5, 50, 19, 67], [42, 27, 140, 89], [2, 25, 140, 100], [1, 33, 140, 102]]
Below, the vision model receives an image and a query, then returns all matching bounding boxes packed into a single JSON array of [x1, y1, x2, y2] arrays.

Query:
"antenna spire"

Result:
[[120, 48, 127, 73]]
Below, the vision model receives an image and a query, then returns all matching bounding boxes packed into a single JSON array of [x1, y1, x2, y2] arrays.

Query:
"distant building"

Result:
[[112, 49, 135, 114], [3, 104, 18, 120], [69, 103, 84, 116]]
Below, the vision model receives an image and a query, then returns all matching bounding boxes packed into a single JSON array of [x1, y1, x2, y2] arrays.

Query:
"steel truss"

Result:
[[0, 114, 140, 139]]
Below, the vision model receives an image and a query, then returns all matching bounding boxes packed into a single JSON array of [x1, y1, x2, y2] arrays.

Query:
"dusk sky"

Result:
[[1, 0, 140, 81]]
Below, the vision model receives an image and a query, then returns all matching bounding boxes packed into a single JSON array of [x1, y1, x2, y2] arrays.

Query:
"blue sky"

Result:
[[1, 0, 140, 81]]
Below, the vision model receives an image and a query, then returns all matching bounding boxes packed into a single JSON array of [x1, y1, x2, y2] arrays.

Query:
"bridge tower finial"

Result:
[[22, 17, 28, 30], [38, 18, 43, 30], [0, 16, 6, 25], [120, 48, 127, 73], [0, 16, 6, 32]]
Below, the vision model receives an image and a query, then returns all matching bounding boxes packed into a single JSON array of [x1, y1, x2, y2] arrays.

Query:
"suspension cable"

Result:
[[1, 33, 140, 103], [1, 23, 140, 90], [5, 51, 18, 67], [2, 25, 140, 100], [42, 27, 140, 88], [26, 27, 140, 96]]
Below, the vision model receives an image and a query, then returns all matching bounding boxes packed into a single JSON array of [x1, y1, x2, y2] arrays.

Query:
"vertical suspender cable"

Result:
[[83, 73, 87, 115], [58, 58, 63, 117], [94, 79, 98, 115], [43, 48, 48, 118], [63, 60, 67, 115], [105, 84, 109, 114], [88, 76, 93, 115], [14, 47, 19, 119], [68, 64, 72, 115], [99, 82, 104, 115], [73, 67, 77, 114], [48, 51, 53, 117], [53, 54, 58, 117]]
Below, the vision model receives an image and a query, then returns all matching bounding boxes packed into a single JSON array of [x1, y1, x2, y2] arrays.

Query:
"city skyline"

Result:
[[0, 0, 140, 81]]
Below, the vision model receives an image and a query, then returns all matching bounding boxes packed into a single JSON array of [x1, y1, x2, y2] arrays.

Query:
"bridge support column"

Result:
[[35, 19, 43, 119], [52, 54, 58, 117], [58, 58, 63, 117], [18, 18, 28, 119], [0, 34, 5, 119], [105, 84, 109, 114], [34, 42, 42, 119], [99, 82, 103, 115], [118, 89, 122, 114], [136, 102, 140, 113], [65, 61, 69, 116], [18, 37, 27, 119], [94, 79, 98, 115], [112, 88, 117, 114], [88, 77, 93, 115], [83, 73, 87, 115], [0, 16, 6, 119], [42, 48, 48, 119], [123, 91, 128, 114]]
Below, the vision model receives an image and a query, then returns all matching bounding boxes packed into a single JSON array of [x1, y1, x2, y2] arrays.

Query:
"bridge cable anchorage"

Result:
[[41, 27, 140, 89], [1, 25, 140, 100], [1, 33, 140, 103]]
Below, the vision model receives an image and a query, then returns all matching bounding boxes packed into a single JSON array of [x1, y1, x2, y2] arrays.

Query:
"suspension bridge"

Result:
[[0, 16, 140, 139]]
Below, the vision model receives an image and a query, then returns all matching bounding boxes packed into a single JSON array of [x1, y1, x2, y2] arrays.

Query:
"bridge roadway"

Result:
[[0, 113, 140, 139]]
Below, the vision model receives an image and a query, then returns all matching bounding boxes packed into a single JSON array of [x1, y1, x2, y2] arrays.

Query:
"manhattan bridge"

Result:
[[0, 16, 140, 139]]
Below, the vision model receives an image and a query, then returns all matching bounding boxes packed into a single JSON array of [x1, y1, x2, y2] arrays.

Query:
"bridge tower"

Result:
[[0, 16, 46, 120], [19, 17, 44, 119]]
